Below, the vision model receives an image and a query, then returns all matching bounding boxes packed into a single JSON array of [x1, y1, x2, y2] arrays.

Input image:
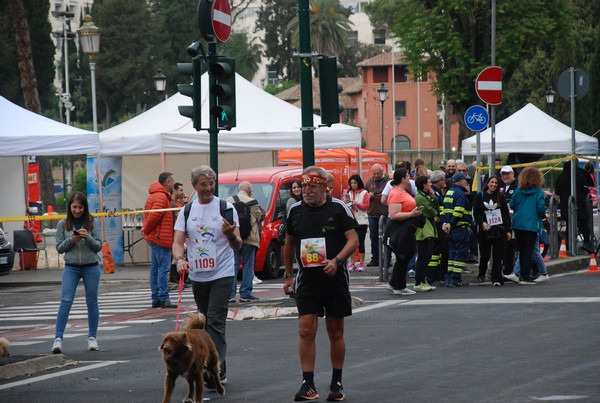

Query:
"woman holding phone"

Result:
[[52, 192, 103, 354], [344, 174, 370, 272]]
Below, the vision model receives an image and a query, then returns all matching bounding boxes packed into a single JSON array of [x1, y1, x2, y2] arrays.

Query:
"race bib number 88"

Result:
[[300, 237, 327, 268]]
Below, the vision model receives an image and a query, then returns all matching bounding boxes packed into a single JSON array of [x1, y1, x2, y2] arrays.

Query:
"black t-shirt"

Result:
[[502, 180, 518, 203], [287, 197, 357, 291]]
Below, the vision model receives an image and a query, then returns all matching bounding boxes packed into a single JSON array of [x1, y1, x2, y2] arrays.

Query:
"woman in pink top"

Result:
[[385, 168, 423, 295]]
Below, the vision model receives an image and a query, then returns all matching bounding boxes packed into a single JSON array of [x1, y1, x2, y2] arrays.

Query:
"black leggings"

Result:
[[355, 225, 368, 253]]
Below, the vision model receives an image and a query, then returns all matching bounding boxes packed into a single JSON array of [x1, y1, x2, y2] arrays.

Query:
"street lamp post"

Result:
[[376, 83, 388, 153], [545, 88, 556, 105], [77, 15, 101, 132], [153, 69, 168, 101]]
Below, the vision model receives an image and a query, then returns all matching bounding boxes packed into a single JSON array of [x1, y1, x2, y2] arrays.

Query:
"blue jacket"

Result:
[[510, 187, 545, 232]]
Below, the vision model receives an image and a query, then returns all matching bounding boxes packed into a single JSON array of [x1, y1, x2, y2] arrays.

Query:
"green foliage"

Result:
[[219, 32, 262, 81], [287, 0, 354, 57], [339, 42, 388, 77], [73, 169, 87, 194], [264, 80, 298, 95], [0, 0, 57, 112], [256, 0, 299, 81], [366, 0, 572, 143]]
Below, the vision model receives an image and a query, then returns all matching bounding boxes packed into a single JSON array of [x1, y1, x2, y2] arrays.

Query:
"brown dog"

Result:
[[0, 337, 10, 357], [159, 312, 224, 403]]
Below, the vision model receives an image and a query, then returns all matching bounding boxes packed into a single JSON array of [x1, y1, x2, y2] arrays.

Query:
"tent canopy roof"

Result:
[[0, 96, 99, 156], [461, 103, 598, 156], [100, 73, 361, 155]]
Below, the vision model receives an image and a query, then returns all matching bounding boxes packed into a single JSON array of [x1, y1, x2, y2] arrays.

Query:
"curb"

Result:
[[0, 354, 76, 380]]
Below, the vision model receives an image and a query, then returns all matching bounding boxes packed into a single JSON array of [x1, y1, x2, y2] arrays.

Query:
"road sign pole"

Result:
[[208, 41, 220, 194], [298, 0, 314, 168], [569, 67, 577, 255]]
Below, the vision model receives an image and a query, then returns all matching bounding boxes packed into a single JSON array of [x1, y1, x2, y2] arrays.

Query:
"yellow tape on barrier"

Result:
[[0, 207, 181, 224]]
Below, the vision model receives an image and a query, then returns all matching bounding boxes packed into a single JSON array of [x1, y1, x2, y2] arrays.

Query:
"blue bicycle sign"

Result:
[[464, 105, 489, 131]]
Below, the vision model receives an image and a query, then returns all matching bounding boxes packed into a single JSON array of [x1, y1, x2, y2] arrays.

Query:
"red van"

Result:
[[218, 166, 303, 278]]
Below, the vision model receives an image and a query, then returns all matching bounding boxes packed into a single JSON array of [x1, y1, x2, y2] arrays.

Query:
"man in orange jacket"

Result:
[[142, 172, 176, 308]]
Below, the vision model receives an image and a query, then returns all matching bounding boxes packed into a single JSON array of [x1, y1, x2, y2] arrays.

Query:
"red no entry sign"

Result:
[[212, 0, 232, 43], [475, 66, 502, 105]]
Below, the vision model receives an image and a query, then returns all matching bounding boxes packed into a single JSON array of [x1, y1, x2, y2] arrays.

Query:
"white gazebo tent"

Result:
[[462, 103, 598, 155], [100, 73, 361, 208], [0, 96, 99, 236]]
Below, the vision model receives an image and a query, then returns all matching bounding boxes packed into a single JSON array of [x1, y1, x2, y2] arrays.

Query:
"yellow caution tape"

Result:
[[0, 207, 180, 224]]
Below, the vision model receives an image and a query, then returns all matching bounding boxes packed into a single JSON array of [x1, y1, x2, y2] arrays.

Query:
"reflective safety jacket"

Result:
[[442, 184, 474, 229]]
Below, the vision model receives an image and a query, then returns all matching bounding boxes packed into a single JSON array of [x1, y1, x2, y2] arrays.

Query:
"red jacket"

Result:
[[142, 182, 174, 249]]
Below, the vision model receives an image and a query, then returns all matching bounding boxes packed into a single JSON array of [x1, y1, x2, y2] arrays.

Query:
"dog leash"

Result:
[[174, 274, 185, 331]]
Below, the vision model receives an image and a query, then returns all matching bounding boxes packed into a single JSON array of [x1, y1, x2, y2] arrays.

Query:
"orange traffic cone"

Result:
[[588, 254, 599, 273], [558, 240, 568, 258]]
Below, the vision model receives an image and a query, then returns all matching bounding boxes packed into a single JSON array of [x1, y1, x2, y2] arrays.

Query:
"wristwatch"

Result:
[[283, 271, 293, 279], [335, 257, 344, 267]]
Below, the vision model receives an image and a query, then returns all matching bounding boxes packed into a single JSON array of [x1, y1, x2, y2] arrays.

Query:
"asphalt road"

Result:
[[1, 270, 600, 402]]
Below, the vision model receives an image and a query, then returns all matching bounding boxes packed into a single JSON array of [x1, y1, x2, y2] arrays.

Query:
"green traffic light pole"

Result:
[[298, 0, 315, 168], [208, 41, 220, 195]]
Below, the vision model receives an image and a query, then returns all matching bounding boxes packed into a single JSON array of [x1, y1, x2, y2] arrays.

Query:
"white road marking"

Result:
[[0, 360, 128, 390]]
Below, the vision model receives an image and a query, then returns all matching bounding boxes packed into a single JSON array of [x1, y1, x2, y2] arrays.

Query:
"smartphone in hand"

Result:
[[73, 229, 80, 235], [223, 208, 234, 224]]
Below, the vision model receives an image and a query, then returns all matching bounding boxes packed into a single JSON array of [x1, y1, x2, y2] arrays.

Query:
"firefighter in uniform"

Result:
[[442, 172, 474, 287]]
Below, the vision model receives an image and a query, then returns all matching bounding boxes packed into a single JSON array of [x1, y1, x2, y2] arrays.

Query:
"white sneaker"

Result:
[[398, 288, 416, 295], [253, 276, 262, 284], [534, 274, 550, 283], [88, 337, 99, 351], [503, 273, 520, 283], [51, 338, 62, 354]]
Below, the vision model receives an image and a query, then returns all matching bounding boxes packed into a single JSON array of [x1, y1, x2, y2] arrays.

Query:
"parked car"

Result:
[[218, 166, 303, 279], [0, 228, 15, 275]]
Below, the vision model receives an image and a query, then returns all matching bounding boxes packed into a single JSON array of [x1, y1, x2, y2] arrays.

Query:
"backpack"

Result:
[[183, 199, 228, 234], [232, 195, 258, 240]]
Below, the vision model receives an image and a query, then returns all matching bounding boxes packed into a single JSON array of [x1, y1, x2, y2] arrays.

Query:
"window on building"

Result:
[[348, 31, 358, 44], [373, 67, 388, 84], [267, 69, 279, 85], [394, 135, 411, 150], [395, 101, 406, 119], [373, 29, 386, 45], [394, 66, 409, 83]]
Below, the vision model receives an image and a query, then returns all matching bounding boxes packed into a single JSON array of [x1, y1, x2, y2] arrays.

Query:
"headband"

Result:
[[302, 174, 327, 185]]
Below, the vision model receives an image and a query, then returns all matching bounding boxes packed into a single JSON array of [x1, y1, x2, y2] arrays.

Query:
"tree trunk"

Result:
[[9, 0, 56, 212]]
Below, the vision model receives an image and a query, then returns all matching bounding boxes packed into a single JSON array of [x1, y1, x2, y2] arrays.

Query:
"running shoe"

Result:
[[399, 288, 416, 295], [534, 274, 550, 283], [414, 282, 432, 292], [51, 337, 62, 354], [503, 273, 520, 283], [327, 381, 346, 401], [357, 263, 365, 272], [348, 263, 357, 272], [294, 381, 319, 401], [88, 337, 99, 351]]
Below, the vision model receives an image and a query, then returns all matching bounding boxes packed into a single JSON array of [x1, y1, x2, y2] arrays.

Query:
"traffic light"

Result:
[[318, 56, 343, 127], [209, 57, 236, 130], [177, 56, 202, 131]]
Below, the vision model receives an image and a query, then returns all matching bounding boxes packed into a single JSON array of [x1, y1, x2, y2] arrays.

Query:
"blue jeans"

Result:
[[231, 244, 257, 298], [149, 242, 171, 302], [192, 276, 233, 367], [55, 263, 101, 339]]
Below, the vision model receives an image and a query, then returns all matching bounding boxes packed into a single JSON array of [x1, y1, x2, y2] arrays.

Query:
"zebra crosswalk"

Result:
[[0, 288, 199, 348]]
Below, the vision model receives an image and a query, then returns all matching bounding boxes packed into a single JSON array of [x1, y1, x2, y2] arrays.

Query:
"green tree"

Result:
[[220, 32, 262, 81], [366, 0, 571, 143], [91, 0, 171, 128], [339, 42, 387, 77], [256, 0, 298, 81], [287, 0, 353, 57]]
